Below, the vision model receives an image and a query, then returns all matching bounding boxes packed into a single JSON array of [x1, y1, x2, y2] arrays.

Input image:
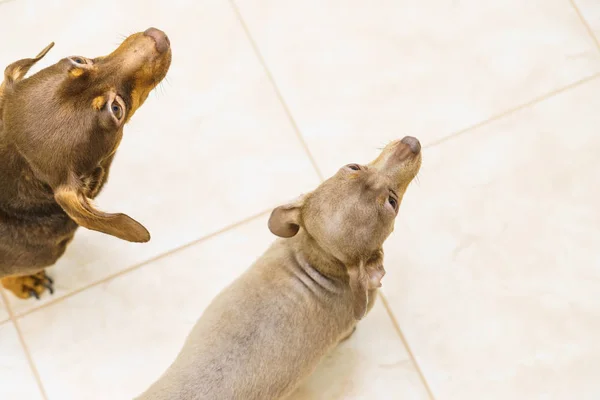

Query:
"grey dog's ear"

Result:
[[365, 249, 386, 290], [268, 194, 306, 238], [348, 250, 386, 320]]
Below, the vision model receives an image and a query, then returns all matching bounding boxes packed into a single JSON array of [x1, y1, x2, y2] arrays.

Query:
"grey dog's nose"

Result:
[[400, 136, 421, 154]]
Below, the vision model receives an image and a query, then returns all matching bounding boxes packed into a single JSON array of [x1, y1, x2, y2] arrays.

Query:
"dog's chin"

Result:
[[395, 157, 422, 188]]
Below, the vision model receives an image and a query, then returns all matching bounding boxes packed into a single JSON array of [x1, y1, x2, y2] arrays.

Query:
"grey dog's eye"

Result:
[[388, 196, 397, 210], [347, 164, 361, 171]]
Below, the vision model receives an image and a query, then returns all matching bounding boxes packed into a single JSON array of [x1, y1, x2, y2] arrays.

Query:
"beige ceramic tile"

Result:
[[576, 0, 600, 40], [235, 0, 600, 176], [381, 78, 600, 399], [18, 215, 427, 399], [0, 0, 319, 312], [0, 322, 44, 400]]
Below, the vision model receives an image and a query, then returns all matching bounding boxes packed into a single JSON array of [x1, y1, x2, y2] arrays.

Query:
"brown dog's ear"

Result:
[[54, 184, 150, 243], [268, 195, 306, 238], [349, 250, 386, 320], [0, 42, 54, 115], [2, 42, 54, 87]]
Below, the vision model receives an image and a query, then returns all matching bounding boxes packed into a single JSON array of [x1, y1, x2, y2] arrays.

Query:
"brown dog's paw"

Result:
[[1, 271, 54, 300]]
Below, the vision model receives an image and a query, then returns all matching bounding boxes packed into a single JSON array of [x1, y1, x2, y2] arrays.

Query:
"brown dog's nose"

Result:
[[400, 136, 421, 154], [144, 27, 170, 53]]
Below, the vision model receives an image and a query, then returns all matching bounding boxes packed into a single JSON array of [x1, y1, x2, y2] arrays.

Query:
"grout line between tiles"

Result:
[[15, 208, 273, 320], [570, 0, 600, 52], [228, 0, 325, 182], [0, 288, 49, 400], [424, 72, 600, 150], [380, 293, 436, 400], [226, 0, 600, 185]]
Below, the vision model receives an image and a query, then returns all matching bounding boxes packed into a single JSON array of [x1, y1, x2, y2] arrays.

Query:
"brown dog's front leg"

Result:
[[1, 270, 54, 299]]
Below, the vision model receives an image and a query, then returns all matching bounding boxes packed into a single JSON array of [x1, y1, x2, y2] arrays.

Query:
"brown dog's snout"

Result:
[[144, 27, 170, 53], [400, 136, 421, 154]]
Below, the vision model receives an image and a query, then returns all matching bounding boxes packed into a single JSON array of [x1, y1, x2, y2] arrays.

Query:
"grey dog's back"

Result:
[[138, 239, 355, 400]]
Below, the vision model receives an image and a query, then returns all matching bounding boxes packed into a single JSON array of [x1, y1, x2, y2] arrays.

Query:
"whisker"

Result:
[[114, 33, 126, 46], [376, 139, 395, 151], [414, 174, 421, 186], [150, 80, 168, 99]]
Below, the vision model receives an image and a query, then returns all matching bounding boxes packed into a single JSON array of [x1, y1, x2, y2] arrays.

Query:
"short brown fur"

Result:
[[137, 137, 422, 400], [0, 28, 172, 298]]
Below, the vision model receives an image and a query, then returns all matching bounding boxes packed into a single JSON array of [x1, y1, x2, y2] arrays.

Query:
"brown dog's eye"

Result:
[[111, 103, 123, 120], [107, 95, 126, 123], [347, 164, 361, 171], [69, 56, 91, 66]]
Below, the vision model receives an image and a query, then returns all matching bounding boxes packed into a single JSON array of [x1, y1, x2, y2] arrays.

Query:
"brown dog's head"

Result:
[[0, 28, 172, 242], [269, 136, 422, 319]]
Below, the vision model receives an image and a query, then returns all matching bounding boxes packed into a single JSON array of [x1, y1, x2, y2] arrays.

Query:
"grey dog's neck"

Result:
[[287, 229, 350, 287]]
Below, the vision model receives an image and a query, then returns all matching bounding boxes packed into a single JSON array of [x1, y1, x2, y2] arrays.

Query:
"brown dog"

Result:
[[0, 28, 172, 299], [137, 137, 422, 400]]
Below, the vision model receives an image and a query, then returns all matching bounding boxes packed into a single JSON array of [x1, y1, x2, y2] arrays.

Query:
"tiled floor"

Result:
[[0, 0, 599, 399]]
